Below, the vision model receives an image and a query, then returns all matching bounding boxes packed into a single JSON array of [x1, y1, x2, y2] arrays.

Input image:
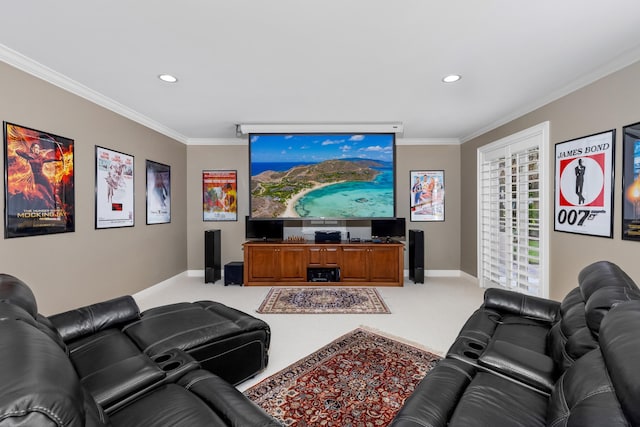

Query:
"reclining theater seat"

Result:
[[0, 307, 281, 426], [390, 299, 640, 427], [122, 300, 271, 386], [445, 260, 640, 393], [49, 291, 270, 389], [0, 273, 281, 426]]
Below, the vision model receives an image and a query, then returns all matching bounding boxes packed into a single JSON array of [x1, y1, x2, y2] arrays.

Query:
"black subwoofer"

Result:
[[224, 262, 244, 286]]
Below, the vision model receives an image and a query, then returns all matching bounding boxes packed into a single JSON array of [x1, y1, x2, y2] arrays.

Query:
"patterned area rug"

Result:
[[244, 328, 441, 426], [256, 287, 391, 314]]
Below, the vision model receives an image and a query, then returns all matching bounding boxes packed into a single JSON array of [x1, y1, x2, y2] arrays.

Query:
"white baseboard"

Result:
[[133, 271, 190, 301], [403, 269, 472, 278], [459, 271, 479, 284], [187, 270, 205, 277]]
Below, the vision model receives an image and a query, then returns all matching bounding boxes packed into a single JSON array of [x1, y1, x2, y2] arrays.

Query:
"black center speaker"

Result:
[[205, 229, 221, 283], [408, 229, 424, 284]]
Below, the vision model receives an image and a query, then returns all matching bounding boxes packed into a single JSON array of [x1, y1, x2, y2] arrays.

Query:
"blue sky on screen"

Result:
[[250, 133, 394, 163]]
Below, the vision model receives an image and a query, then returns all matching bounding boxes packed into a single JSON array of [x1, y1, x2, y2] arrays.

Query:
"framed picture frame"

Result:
[[410, 170, 444, 222], [95, 146, 134, 229], [622, 122, 640, 241], [554, 129, 615, 238], [146, 160, 171, 225], [203, 170, 237, 221], [3, 122, 75, 238]]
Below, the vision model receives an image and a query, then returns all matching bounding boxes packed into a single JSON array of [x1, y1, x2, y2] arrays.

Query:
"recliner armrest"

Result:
[[478, 339, 556, 393], [483, 288, 560, 323], [178, 370, 283, 426], [49, 295, 140, 342], [389, 359, 476, 427]]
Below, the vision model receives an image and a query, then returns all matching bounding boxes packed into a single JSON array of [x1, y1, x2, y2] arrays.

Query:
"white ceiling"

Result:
[[2, 1, 640, 144]]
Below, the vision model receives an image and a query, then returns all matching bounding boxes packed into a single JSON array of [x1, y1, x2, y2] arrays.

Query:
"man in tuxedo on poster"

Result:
[[575, 158, 586, 204]]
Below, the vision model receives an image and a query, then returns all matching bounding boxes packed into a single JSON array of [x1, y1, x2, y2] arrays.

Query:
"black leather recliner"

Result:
[[0, 273, 281, 426], [390, 261, 640, 426], [391, 299, 640, 426], [445, 260, 640, 393]]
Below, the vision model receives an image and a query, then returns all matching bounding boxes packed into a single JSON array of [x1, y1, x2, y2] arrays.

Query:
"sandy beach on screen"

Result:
[[282, 181, 343, 217]]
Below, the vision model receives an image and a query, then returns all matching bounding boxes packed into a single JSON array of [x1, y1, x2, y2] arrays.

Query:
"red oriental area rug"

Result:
[[256, 287, 391, 314], [244, 328, 441, 426]]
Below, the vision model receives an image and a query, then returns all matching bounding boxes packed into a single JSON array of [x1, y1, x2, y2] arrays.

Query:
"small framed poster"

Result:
[[203, 170, 237, 221], [3, 122, 75, 238], [554, 130, 615, 238], [95, 146, 134, 229], [146, 160, 171, 225], [622, 121, 640, 241], [410, 170, 444, 222]]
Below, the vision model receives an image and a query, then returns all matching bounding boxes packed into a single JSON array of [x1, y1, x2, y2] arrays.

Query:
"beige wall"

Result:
[[186, 144, 249, 269], [11, 50, 636, 311], [186, 143, 462, 271], [461, 60, 640, 300], [0, 62, 188, 314]]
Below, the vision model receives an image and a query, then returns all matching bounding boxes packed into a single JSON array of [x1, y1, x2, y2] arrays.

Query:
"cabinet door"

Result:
[[308, 246, 341, 267], [278, 246, 307, 281], [368, 246, 400, 282], [340, 246, 369, 281], [247, 246, 279, 281], [308, 247, 323, 266], [323, 246, 341, 266]]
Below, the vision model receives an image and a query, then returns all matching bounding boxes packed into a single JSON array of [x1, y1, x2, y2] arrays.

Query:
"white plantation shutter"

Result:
[[478, 123, 549, 298]]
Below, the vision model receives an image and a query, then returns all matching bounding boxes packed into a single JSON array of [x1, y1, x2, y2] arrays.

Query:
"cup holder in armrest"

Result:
[[161, 361, 183, 371], [153, 354, 173, 364], [463, 350, 480, 359], [447, 336, 488, 366], [468, 342, 485, 351], [151, 348, 200, 381]]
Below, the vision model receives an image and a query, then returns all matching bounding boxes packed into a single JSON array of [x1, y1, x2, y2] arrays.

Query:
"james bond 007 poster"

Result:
[[554, 130, 615, 238], [4, 122, 74, 238]]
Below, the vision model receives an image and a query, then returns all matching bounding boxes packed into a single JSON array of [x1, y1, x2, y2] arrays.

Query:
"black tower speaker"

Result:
[[204, 229, 221, 283], [408, 229, 424, 284]]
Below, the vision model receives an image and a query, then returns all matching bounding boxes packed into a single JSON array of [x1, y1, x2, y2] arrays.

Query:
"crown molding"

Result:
[[186, 138, 245, 146], [0, 43, 188, 144]]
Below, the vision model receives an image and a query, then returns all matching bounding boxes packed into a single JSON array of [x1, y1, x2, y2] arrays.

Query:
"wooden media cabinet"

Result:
[[243, 241, 404, 286]]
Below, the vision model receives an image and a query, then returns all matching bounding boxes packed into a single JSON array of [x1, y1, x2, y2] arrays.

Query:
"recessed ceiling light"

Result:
[[158, 74, 178, 83], [442, 74, 461, 83]]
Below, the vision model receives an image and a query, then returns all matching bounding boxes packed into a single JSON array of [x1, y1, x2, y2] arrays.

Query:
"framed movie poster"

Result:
[[95, 146, 134, 229], [622, 122, 640, 241], [203, 170, 237, 221], [410, 170, 444, 221], [146, 160, 170, 225], [3, 122, 74, 238], [554, 130, 615, 238]]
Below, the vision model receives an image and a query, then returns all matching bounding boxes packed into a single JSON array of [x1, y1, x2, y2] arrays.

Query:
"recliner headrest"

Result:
[[577, 261, 640, 337], [585, 286, 640, 336], [0, 274, 38, 319], [599, 300, 640, 426], [578, 261, 639, 300]]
